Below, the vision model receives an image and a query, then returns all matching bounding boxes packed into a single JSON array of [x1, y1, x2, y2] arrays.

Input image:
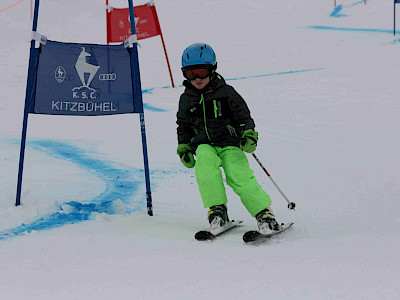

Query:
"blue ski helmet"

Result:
[[181, 43, 217, 70]]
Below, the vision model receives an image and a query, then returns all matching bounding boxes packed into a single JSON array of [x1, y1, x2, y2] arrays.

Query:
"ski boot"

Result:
[[256, 207, 280, 234], [208, 204, 229, 234]]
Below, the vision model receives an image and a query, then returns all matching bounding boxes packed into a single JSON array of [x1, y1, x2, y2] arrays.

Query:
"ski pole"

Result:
[[251, 152, 296, 210]]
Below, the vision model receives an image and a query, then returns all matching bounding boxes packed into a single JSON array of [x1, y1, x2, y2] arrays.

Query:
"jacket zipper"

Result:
[[213, 100, 218, 118], [200, 93, 212, 141]]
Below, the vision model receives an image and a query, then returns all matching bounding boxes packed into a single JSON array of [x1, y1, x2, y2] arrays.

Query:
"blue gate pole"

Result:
[[16, 0, 40, 206], [395, 0, 396, 36], [139, 113, 153, 216], [128, 0, 153, 216]]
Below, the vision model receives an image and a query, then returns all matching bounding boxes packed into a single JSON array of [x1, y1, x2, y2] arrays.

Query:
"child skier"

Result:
[[176, 43, 280, 234]]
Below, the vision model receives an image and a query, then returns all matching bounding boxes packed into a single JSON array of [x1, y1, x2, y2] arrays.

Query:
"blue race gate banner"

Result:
[[33, 41, 139, 116], [17, 0, 153, 216]]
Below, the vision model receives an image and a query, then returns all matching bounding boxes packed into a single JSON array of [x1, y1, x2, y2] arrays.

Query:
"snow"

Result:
[[1, 0, 399, 299]]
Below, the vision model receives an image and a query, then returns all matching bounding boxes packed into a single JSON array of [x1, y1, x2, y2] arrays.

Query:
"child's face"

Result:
[[191, 76, 210, 90]]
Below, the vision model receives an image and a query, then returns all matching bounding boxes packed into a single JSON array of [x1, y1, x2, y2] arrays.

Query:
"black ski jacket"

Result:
[[177, 73, 255, 150]]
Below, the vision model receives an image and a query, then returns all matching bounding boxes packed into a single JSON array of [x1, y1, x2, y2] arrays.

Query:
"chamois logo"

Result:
[[72, 47, 100, 100], [74, 47, 100, 90]]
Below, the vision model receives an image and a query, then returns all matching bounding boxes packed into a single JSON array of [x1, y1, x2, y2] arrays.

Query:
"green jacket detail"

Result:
[[177, 74, 255, 150]]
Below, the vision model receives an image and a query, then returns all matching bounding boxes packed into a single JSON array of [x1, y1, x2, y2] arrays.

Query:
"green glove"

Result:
[[240, 129, 258, 153], [177, 144, 196, 168]]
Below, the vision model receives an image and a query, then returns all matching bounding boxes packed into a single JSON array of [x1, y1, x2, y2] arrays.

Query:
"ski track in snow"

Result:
[[0, 140, 147, 241]]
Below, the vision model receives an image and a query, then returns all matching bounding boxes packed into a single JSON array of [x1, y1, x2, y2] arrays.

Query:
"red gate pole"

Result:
[[106, 0, 110, 44], [152, 4, 175, 88]]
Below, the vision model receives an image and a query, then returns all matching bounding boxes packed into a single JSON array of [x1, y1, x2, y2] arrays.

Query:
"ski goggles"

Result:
[[183, 68, 210, 80]]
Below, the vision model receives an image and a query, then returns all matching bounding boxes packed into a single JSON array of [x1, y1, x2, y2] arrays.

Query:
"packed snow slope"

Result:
[[0, 0, 399, 299]]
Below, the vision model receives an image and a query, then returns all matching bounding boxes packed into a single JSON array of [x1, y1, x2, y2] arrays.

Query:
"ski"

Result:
[[243, 222, 293, 243], [195, 220, 243, 241]]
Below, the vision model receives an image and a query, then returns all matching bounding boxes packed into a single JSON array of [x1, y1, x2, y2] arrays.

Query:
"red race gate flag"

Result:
[[107, 3, 160, 42], [106, 1, 175, 87]]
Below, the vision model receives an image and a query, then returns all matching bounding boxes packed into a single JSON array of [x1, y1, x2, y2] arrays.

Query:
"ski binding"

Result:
[[195, 220, 243, 241]]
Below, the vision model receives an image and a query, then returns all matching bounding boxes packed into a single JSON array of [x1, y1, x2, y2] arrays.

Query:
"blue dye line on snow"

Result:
[[142, 88, 155, 94], [143, 103, 167, 112], [142, 67, 326, 98], [330, 5, 347, 18], [142, 85, 171, 95], [224, 68, 326, 82], [330, 0, 368, 17], [349, 0, 368, 7], [309, 25, 392, 34], [0, 140, 145, 241]]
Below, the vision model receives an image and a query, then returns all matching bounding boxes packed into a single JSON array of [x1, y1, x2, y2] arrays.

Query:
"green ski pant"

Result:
[[195, 144, 271, 217]]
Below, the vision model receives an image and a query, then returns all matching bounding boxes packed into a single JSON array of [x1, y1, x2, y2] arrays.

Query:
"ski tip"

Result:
[[242, 230, 258, 243], [195, 230, 214, 241], [243, 222, 294, 243]]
